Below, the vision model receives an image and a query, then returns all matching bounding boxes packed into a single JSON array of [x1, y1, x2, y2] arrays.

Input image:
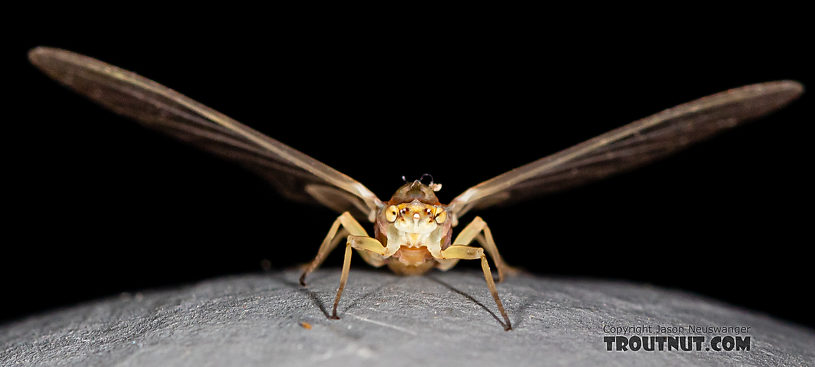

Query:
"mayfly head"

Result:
[[384, 200, 447, 234], [386, 179, 447, 234]]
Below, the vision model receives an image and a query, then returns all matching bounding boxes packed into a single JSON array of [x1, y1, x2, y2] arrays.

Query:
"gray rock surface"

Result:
[[1, 269, 813, 366]]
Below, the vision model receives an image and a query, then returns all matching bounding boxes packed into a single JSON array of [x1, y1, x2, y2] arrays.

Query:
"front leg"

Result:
[[452, 216, 513, 282], [300, 211, 369, 286], [439, 245, 512, 331], [299, 211, 387, 319], [331, 235, 386, 318]]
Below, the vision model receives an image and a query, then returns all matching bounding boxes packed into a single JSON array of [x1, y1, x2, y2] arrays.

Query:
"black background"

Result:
[[3, 13, 813, 330]]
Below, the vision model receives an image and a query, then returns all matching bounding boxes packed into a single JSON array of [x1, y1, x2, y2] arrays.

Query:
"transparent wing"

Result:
[[29, 47, 383, 221], [447, 81, 803, 224]]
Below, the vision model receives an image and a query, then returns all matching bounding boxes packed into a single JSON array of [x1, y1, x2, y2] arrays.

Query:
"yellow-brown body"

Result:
[[299, 179, 512, 329]]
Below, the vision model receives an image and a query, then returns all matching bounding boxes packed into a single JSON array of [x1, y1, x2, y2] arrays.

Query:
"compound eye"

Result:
[[434, 208, 447, 224], [385, 205, 398, 222]]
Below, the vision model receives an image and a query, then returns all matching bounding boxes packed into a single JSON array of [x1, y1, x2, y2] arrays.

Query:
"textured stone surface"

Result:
[[1, 269, 813, 366]]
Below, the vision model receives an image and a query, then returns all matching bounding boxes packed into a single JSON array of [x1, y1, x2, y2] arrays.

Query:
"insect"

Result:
[[28, 47, 803, 331]]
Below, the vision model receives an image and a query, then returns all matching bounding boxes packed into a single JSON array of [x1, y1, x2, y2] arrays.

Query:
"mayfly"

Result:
[[28, 47, 803, 331]]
